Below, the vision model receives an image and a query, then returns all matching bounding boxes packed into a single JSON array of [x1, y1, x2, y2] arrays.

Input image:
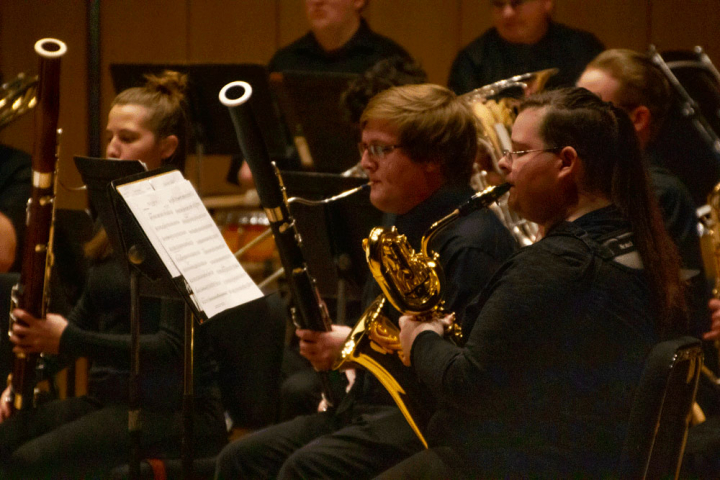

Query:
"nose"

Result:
[[359, 150, 375, 173], [501, 4, 516, 18], [106, 136, 120, 159], [498, 154, 512, 175]]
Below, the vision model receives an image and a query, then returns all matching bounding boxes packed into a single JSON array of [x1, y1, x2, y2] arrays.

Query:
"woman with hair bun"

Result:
[[0, 70, 227, 479]]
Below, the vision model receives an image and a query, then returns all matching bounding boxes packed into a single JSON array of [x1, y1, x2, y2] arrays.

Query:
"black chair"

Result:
[[618, 336, 703, 479], [111, 291, 288, 480]]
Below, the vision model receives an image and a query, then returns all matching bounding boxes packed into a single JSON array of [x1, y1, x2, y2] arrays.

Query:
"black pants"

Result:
[[215, 405, 423, 480], [0, 394, 227, 479]]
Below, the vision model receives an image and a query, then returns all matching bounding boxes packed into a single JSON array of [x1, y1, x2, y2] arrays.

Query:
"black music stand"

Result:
[[110, 63, 298, 186], [75, 159, 191, 479], [109, 166, 202, 480], [270, 71, 361, 174], [281, 171, 381, 324]]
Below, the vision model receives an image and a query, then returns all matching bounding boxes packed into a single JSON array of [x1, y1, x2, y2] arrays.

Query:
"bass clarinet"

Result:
[[219, 81, 347, 407], [7, 38, 67, 413]]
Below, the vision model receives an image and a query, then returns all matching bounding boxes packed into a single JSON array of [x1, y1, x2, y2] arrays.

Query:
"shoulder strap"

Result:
[[551, 221, 643, 269]]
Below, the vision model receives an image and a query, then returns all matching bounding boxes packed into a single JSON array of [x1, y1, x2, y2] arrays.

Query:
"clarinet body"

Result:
[[219, 81, 343, 407], [7, 38, 67, 413]]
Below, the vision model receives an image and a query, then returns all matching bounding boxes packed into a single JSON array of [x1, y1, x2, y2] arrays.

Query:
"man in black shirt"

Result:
[[269, 0, 410, 75], [381, 87, 686, 478], [448, 0, 603, 95], [215, 83, 517, 479]]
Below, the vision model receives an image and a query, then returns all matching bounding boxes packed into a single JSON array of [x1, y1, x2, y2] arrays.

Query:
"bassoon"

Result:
[[7, 38, 67, 413], [219, 81, 346, 407]]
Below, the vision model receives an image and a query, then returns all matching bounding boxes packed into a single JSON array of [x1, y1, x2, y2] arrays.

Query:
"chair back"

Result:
[[619, 336, 703, 479]]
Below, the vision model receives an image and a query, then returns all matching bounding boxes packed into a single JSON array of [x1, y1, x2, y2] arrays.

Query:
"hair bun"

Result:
[[143, 70, 188, 101]]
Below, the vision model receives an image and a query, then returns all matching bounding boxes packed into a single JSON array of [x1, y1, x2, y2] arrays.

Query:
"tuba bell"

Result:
[[0, 72, 39, 131], [334, 183, 510, 447], [461, 68, 557, 245]]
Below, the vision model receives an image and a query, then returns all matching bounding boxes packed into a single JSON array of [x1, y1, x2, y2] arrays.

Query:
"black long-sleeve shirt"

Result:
[[413, 206, 660, 477], [59, 252, 218, 409]]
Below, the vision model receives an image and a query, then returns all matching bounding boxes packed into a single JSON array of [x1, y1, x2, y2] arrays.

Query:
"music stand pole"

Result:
[[128, 246, 144, 480], [182, 304, 195, 480]]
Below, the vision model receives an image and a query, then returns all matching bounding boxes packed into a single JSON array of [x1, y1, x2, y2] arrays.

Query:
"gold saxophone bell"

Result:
[[334, 183, 510, 448]]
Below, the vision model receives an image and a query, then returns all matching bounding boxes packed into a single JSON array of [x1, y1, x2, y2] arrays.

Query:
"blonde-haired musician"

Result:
[[215, 83, 517, 479]]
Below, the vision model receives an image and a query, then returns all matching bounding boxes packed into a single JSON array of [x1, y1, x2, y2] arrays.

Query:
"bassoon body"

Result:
[[219, 81, 344, 407], [7, 38, 67, 412]]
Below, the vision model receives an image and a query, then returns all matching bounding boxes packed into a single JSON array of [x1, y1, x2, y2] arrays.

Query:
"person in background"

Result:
[[214, 83, 517, 480], [0, 70, 227, 479], [230, 0, 414, 187], [379, 87, 687, 478], [448, 0, 603, 95], [0, 143, 30, 273], [576, 48, 711, 359], [270, 0, 411, 75]]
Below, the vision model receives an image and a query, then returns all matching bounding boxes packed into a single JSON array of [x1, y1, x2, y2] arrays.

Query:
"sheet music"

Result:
[[116, 170, 263, 319]]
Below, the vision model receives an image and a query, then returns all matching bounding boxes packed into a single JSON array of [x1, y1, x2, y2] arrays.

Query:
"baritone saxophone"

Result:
[[334, 183, 510, 447]]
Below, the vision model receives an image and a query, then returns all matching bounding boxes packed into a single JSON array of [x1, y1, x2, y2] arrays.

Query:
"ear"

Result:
[[556, 146, 579, 182], [159, 135, 179, 160], [627, 105, 651, 135], [423, 160, 441, 174]]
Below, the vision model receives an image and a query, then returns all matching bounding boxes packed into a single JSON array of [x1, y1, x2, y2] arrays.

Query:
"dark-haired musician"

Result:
[[383, 87, 687, 478], [215, 83, 517, 479], [0, 71, 227, 479], [448, 0, 604, 95]]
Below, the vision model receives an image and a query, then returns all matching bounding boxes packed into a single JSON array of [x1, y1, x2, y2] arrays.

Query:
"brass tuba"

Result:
[[0, 72, 39, 131], [461, 68, 557, 245], [334, 183, 510, 447]]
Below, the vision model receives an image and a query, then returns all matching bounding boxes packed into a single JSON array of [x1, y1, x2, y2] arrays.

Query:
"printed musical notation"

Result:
[[116, 170, 263, 319]]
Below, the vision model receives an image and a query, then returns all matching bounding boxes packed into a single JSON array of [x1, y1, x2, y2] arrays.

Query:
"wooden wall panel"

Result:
[[0, 0, 88, 209], [367, 0, 461, 85], [554, 0, 650, 52], [459, 0, 494, 48], [651, 0, 720, 63], [278, 0, 310, 53], [187, 1, 278, 64]]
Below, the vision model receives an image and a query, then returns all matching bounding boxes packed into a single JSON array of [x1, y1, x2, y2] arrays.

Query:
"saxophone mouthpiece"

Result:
[[458, 182, 511, 216]]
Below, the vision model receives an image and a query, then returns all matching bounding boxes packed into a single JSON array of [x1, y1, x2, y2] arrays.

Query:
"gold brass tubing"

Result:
[[234, 228, 274, 259], [258, 267, 285, 289]]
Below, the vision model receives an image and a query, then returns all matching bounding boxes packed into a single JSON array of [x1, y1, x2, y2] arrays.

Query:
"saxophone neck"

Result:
[[420, 211, 459, 259], [420, 183, 511, 257]]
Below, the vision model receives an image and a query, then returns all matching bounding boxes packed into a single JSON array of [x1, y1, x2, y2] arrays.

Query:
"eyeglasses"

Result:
[[358, 143, 402, 159], [491, 0, 534, 9], [501, 147, 564, 164]]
